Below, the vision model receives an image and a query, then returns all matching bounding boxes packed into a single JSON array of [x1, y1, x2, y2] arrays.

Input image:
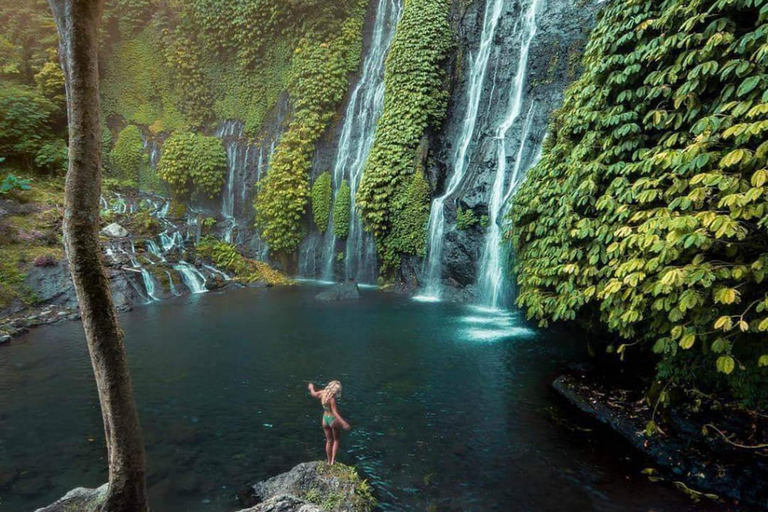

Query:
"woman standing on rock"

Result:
[[308, 380, 350, 465]]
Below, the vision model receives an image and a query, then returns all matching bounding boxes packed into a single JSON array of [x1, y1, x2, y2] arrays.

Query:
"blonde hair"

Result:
[[321, 380, 343, 405]]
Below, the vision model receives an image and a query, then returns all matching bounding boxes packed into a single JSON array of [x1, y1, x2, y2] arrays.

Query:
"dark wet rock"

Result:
[[553, 369, 768, 510], [24, 261, 77, 309], [238, 461, 375, 512], [35, 484, 107, 512], [315, 283, 360, 302], [0, 334, 11, 345]]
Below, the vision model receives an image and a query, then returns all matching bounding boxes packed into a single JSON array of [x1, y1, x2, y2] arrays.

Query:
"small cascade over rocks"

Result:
[[99, 191, 233, 302], [299, 0, 402, 284]]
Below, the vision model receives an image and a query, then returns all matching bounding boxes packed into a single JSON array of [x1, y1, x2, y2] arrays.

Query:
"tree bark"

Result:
[[47, 1, 149, 511]]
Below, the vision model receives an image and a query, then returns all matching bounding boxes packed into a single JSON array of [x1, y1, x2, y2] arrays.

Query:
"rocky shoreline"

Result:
[[553, 367, 768, 511]]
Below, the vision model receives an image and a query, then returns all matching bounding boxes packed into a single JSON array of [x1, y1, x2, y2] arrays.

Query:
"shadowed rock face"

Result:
[[238, 461, 376, 512]]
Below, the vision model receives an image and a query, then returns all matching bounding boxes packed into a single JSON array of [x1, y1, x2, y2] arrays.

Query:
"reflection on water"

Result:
[[0, 286, 717, 512]]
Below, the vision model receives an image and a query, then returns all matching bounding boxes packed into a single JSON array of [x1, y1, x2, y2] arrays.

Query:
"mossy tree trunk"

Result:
[[47, 1, 149, 511]]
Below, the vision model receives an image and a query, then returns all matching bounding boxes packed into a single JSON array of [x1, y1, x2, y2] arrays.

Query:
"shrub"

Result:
[[456, 207, 478, 230], [109, 125, 144, 182], [312, 171, 332, 233], [332, 179, 351, 239], [0, 173, 32, 196], [510, 0, 768, 405], [158, 132, 227, 199], [34, 140, 68, 174]]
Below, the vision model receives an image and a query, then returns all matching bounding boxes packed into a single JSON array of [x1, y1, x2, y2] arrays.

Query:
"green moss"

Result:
[[510, 0, 768, 405], [332, 179, 351, 239], [157, 132, 227, 199], [379, 169, 432, 269], [108, 125, 144, 182], [196, 235, 292, 286], [311, 171, 333, 233], [357, 0, 453, 271]]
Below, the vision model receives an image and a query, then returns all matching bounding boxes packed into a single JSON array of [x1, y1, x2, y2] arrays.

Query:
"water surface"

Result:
[[0, 285, 719, 511]]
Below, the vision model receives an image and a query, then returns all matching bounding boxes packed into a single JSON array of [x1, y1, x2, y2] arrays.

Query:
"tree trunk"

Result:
[[47, 1, 149, 511]]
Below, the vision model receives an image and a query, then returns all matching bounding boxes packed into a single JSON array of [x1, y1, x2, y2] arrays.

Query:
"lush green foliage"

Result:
[[109, 125, 144, 182], [157, 133, 227, 199], [357, 0, 452, 270], [510, 0, 768, 403], [254, 0, 367, 255], [456, 207, 479, 230], [0, 83, 58, 164], [382, 169, 432, 265], [333, 180, 351, 239], [312, 172, 333, 233], [0, 173, 31, 195]]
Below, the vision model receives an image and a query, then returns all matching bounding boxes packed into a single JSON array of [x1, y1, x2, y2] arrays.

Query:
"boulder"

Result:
[[315, 283, 360, 302], [34, 484, 107, 512], [0, 334, 10, 345], [237, 461, 375, 512], [100, 223, 129, 238]]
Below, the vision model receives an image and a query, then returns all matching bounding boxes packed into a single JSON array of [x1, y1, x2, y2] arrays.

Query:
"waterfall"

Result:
[[416, 0, 508, 300], [140, 268, 160, 301], [216, 121, 245, 244], [175, 262, 208, 294], [317, 0, 402, 283], [165, 270, 181, 296], [476, 0, 542, 308]]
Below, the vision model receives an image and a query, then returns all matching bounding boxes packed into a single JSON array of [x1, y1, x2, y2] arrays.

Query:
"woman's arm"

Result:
[[308, 382, 322, 398], [330, 398, 350, 430]]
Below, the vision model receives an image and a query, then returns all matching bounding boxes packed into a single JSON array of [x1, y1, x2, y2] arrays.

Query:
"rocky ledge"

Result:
[[237, 461, 375, 512], [553, 368, 768, 510], [37, 462, 374, 512]]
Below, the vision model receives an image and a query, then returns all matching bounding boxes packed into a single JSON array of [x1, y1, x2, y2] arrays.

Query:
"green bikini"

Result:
[[322, 403, 336, 427]]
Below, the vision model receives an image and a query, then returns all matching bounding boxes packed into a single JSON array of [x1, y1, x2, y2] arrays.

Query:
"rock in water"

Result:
[[100, 222, 129, 238], [34, 484, 108, 512], [237, 461, 375, 512], [315, 283, 360, 302]]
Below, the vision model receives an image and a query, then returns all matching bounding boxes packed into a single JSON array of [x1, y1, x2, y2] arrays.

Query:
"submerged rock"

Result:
[[315, 283, 360, 302], [100, 223, 129, 238], [237, 461, 375, 512], [34, 484, 107, 512]]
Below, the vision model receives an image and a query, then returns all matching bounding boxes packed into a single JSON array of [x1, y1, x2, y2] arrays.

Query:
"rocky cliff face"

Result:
[[298, 0, 600, 298], [418, 0, 601, 301]]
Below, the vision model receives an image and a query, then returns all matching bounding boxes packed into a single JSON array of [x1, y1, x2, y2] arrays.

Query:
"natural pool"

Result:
[[0, 285, 720, 512]]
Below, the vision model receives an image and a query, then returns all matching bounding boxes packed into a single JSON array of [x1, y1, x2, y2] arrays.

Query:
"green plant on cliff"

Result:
[[157, 132, 227, 199], [333, 179, 351, 239], [196, 235, 292, 286], [456, 207, 479, 230], [109, 125, 144, 182], [357, 0, 452, 271], [510, 0, 768, 405], [253, 0, 367, 255], [312, 171, 333, 233]]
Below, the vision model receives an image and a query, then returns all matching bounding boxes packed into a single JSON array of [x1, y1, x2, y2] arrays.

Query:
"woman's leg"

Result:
[[330, 426, 341, 465], [323, 425, 333, 464]]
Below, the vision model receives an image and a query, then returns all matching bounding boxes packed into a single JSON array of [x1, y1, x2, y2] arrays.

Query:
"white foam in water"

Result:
[[458, 306, 535, 342], [412, 294, 441, 303]]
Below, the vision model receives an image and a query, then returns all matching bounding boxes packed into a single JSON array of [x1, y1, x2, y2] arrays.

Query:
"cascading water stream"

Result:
[[477, 0, 542, 308], [318, 0, 402, 283], [216, 121, 245, 244], [416, 0, 508, 300], [175, 262, 208, 294]]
